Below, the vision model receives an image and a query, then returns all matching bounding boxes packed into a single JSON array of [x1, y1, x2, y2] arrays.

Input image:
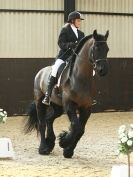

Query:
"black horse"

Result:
[[25, 30, 109, 158]]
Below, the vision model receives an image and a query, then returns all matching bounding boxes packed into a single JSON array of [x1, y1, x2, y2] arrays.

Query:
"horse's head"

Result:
[[89, 30, 109, 76]]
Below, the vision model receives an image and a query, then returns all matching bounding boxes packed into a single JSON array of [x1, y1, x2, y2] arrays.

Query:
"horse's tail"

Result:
[[24, 102, 39, 134]]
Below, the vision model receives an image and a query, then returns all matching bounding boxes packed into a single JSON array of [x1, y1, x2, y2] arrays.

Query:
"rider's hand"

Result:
[[68, 41, 78, 49]]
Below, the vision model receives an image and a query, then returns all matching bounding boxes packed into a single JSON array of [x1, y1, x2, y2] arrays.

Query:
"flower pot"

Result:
[[110, 165, 133, 177]]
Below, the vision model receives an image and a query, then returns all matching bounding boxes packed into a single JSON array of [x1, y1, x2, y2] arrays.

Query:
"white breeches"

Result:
[[51, 59, 65, 77]]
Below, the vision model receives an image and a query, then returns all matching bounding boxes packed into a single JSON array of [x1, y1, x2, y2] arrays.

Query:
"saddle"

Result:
[[55, 53, 77, 88]]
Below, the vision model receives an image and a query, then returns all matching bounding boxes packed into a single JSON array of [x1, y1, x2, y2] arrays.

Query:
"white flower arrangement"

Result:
[[118, 124, 133, 177], [118, 124, 133, 155], [0, 108, 7, 123]]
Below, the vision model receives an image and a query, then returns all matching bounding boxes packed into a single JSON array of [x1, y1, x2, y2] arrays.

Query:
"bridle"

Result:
[[89, 40, 108, 69], [72, 39, 108, 71]]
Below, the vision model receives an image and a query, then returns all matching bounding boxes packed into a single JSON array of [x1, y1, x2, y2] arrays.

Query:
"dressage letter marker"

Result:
[[0, 138, 15, 159]]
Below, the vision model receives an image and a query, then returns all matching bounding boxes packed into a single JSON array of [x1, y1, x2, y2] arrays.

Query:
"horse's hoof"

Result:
[[46, 138, 55, 152], [63, 148, 74, 158], [59, 139, 68, 148], [58, 131, 70, 148], [59, 137, 70, 149], [39, 148, 50, 155]]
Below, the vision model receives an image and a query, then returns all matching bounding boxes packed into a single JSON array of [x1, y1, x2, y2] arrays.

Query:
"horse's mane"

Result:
[[74, 33, 106, 55], [74, 34, 93, 54], [70, 34, 93, 62], [68, 34, 93, 76]]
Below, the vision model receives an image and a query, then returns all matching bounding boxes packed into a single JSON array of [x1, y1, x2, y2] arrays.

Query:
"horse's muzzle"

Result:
[[96, 60, 108, 76]]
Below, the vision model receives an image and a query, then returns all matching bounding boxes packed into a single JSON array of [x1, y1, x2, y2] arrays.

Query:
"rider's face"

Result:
[[73, 19, 81, 28]]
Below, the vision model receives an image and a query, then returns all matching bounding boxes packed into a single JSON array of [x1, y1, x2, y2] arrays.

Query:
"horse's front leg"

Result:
[[60, 106, 91, 158], [36, 101, 50, 155], [63, 107, 91, 158], [59, 101, 80, 157]]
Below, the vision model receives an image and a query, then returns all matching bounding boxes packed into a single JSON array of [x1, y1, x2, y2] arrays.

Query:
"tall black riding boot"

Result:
[[42, 75, 56, 105]]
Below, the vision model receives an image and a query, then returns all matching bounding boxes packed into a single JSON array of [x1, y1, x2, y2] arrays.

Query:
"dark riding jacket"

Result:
[[56, 24, 85, 61]]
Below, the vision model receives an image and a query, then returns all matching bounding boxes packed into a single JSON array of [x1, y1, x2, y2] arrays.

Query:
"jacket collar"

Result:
[[68, 24, 78, 39]]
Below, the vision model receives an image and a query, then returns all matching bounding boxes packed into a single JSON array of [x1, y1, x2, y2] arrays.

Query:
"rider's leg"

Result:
[[42, 59, 64, 105]]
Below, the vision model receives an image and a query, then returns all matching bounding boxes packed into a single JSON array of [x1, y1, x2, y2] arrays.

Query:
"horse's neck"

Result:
[[69, 39, 94, 94], [73, 39, 93, 79]]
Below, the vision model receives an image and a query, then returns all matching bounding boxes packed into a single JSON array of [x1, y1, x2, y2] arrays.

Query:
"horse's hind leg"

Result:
[[46, 103, 63, 152], [36, 99, 50, 155]]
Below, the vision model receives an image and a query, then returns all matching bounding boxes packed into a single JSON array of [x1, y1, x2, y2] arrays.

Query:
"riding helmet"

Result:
[[67, 11, 84, 22]]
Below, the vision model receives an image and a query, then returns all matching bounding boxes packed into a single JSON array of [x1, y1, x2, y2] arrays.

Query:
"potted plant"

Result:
[[111, 124, 133, 177], [0, 108, 7, 123], [118, 124, 133, 177]]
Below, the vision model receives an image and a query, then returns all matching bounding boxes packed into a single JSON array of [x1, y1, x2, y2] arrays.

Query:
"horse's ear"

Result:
[[93, 29, 97, 39], [105, 30, 109, 40]]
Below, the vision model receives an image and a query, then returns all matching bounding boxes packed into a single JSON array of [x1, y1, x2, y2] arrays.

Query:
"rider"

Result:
[[42, 11, 85, 105]]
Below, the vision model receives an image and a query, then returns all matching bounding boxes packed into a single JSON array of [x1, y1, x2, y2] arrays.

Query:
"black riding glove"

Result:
[[68, 41, 78, 49]]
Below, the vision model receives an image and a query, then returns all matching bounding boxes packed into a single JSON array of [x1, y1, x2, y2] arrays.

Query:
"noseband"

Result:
[[89, 41, 108, 69]]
